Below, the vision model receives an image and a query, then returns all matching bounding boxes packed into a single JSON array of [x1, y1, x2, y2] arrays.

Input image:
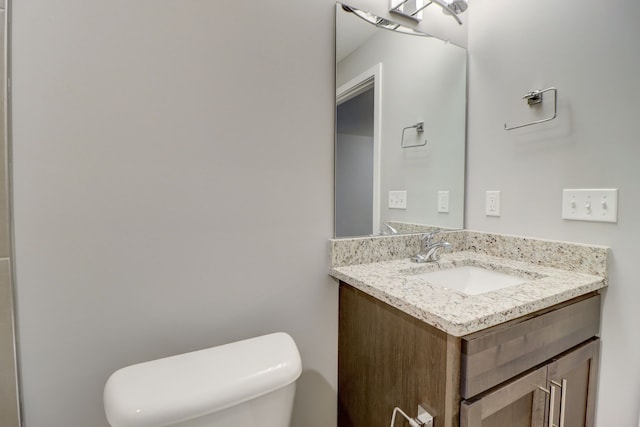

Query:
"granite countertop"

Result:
[[330, 250, 607, 337]]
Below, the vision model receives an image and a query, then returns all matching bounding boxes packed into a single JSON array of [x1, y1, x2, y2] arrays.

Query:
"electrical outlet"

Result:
[[417, 404, 434, 427], [388, 191, 407, 209], [437, 191, 449, 213], [485, 191, 501, 216]]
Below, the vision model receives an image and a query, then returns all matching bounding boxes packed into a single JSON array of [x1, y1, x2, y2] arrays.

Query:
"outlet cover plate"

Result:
[[562, 189, 618, 223], [485, 190, 501, 216]]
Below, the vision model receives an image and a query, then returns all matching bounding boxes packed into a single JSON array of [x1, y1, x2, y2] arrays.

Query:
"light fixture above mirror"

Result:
[[342, 5, 434, 36], [389, 0, 468, 25]]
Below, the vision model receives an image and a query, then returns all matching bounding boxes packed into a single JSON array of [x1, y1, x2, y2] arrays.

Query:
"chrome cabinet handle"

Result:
[[549, 383, 557, 427], [537, 384, 557, 427], [550, 379, 568, 427], [558, 379, 567, 427]]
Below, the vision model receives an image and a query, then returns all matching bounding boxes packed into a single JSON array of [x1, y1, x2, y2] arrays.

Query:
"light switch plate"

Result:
[[437, 191, 449, 213], [562, 189, 618, 223], [388, 191, 407, 209]]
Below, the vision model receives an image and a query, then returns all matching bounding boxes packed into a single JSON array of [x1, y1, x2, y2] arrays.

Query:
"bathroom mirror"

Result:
[[335, 3, 466, 238], [0, 3, 19, 426]]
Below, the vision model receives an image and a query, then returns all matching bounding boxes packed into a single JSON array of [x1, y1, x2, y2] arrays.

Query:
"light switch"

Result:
[[388, 191, 407, 209], [562, 189, 618, 223]]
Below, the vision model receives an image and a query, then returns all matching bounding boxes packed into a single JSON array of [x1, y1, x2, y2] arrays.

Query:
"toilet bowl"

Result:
[[104, 332, 301, 427]]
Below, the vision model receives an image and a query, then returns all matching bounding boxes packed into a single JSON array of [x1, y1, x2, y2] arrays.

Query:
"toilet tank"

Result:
[[104, 332, 302, 427]]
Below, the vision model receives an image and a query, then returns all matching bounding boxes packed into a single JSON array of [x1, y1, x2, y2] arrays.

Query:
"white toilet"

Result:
[[104, 332, 301, 427]]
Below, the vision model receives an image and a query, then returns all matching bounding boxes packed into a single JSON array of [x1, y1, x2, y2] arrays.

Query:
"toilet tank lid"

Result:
[[103, 332, 302, 427]]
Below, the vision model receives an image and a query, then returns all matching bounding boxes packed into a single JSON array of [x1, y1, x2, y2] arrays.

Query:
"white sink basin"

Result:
[[413, 266, 528, 295]]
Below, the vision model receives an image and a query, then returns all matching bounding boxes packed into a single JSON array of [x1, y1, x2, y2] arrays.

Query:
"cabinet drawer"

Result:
[[461, 294, 600, 399], [460, 365, 548, 427]]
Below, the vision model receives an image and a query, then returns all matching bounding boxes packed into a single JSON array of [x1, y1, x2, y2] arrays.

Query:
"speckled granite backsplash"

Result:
[[330, 230, 607, 277], [384, 222, 456, 234], [461, 231, 608, 277]]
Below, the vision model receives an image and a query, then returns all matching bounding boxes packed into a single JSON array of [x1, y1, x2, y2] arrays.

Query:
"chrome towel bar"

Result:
[[504, 87, 558, 131], [401, 121, 427, 148]]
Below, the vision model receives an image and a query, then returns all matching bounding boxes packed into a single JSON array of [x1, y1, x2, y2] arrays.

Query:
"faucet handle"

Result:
[[421, 230, 440, 245], [429, 241, 451, 262]]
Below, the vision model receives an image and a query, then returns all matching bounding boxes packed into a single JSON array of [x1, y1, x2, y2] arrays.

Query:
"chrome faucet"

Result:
[[381, 222, 398, 235], [411, 230, 450, 263]]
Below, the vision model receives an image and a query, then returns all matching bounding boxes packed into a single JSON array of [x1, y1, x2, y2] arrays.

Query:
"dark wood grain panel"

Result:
[[547, 339, 600, 427], [460, 366, 547, 427], [461, 295, 600, 398], [482, 394, 533, 427], [338, 282, 460, 427]]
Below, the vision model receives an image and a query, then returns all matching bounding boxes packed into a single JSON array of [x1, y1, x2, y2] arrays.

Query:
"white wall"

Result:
[[466, 0, 640, 424], [11, 1, 337, 426]]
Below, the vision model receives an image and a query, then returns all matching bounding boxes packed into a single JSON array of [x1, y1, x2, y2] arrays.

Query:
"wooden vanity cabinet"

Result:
[[460, 339, 599, 427], [338, 282, 601, 427], [546, 339, 599, 427], [338, 283, 461, 427]]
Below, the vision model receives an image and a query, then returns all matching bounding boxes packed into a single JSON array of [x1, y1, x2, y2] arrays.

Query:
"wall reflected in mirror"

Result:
[[335, 3, 466, 238]]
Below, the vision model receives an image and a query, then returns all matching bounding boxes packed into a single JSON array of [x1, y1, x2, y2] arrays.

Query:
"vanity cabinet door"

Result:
[[460, 366, 548, 427], [460, 339, 600, 427], [546, 339, 599, 427]]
